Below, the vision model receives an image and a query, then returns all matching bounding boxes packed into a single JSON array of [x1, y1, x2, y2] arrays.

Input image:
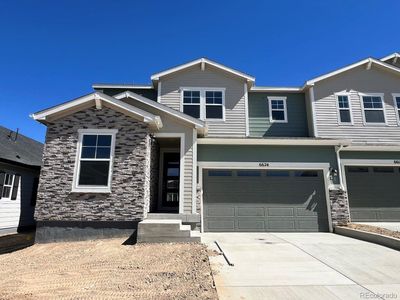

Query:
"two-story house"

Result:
[[31, 53, 400, 242]]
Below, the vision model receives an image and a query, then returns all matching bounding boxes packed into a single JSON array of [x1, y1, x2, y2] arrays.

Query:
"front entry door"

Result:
[[161, 153, 180, 211]]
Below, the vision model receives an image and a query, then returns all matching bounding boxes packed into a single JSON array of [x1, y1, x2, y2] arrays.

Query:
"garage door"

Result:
[[203, 169, 329, 232], [345, 166, 400, 221]]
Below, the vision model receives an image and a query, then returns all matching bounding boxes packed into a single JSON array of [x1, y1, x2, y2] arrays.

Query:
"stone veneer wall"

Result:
[[35, 107, 151, 223], [196, 184, 201, 214], [329, 188, 350, 226]]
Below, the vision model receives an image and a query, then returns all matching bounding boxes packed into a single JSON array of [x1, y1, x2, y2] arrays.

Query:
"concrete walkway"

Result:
[[202, 233, 400, 300], [356, 222, 400, 232]]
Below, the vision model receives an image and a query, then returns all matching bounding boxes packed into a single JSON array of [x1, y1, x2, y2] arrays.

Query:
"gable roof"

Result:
[[305, 57, 400, 87], [0, 126, 43, 167], [150, 58, 255, 84], [380, 52, 400, 62], [114, 90, 207, 134], [31, 92, 163, 129]]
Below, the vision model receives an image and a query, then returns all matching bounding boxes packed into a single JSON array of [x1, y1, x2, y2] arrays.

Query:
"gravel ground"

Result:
[[346, 223, 400, 239], [0, 239, 218, 300]]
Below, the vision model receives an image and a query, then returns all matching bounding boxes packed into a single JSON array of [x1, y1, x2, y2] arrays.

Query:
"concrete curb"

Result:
[[334, 226, 400, 251]]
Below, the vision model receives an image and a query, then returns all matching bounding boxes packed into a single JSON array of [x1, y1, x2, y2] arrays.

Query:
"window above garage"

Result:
[[359, 93, 386, 125], [335, 93, 353, 125], [181, 87, 225, 121], [268, 96, 288, 123]]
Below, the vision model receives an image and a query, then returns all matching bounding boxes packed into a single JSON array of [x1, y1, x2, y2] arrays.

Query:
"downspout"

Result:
[[335, 145, 345, 190]]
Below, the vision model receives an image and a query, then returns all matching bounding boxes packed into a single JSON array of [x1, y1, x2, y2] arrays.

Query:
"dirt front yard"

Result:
[[345, 223, 400, 239], [0, 238, 218, 299]]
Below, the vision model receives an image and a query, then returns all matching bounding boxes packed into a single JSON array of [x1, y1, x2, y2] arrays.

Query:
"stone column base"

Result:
[[329, 188, 350, 226]]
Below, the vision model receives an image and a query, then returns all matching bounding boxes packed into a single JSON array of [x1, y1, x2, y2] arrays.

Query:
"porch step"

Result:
[[137, 219, 201, 243]]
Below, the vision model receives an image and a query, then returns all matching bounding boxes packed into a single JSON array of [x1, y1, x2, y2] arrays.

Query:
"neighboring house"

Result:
[[0, 126, 43, 235], [31, 53, 400, 242]]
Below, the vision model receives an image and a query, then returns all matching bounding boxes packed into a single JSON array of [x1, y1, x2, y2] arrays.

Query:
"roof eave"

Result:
[[150, 58, 255, 83], [30, 92, 162, 129], [114, 90, 206, 129]]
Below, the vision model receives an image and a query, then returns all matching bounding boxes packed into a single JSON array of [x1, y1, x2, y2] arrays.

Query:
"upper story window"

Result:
[[183, 91, 201, 118], [336, 94, 352, 124], [268, 96, 287, 123], [393, 94, 400, 123], [360, 93, 386, 124], [73, 129, 118, 193], [205, 91, 223, 119], [181, 88, 225, 120]]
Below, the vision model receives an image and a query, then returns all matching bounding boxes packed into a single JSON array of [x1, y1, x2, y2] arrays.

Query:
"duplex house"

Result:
[[32, 53, 400, 242]]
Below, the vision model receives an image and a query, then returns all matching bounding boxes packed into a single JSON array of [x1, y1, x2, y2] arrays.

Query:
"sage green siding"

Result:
[[341, 151, 400, 160], [198, 145, 337, 166], [248, 92, 308, 137]]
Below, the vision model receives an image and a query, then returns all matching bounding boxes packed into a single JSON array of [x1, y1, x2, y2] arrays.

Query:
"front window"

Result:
[[268, 97, 287, 123], [73, 129, 117, 193], [0, 172, 19, 200], [337, 95, 352, 124], [183, 91, 200, 118], [1, 173, 14, 198], [362, 95, 385, 124], [181, 88, 225, 120]]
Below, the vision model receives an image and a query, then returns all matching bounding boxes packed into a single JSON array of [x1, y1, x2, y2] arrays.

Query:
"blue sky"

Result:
[[0, 0, 399, 142]]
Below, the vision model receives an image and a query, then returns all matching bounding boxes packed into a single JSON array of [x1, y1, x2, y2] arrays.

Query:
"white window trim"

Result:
[[1, 173, 15, 199], [180, 87, 226, 121], [268, 96, 288, 123], [335, 92, 354, 125], [358, 92, 387, 126], [392, 93, 400, 125], [72, 129, 118, 193]]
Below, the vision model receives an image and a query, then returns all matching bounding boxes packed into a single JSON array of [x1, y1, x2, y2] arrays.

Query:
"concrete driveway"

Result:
[[202, 233, 400, 300]]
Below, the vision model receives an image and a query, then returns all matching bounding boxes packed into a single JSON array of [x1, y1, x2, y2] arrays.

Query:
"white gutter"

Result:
[[335, 145, 345, 189], [250, 86, 303, 92], [197, 138, 350, 146]]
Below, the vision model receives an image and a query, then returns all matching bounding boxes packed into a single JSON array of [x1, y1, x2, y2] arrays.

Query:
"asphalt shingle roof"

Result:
[[0, 126, 43, 167]]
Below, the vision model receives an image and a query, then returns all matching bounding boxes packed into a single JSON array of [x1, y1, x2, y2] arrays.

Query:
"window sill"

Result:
[[71, 186, 111, 194], [362, 123, 388, 127], [270, 120, 288, 124], [205, 118, 225, 122]]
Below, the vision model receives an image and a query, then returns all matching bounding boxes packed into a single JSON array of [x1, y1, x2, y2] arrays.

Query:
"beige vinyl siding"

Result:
[[159, 64, 247, 137], [313, 65, 400, 143], [183, 147, 193, 213]]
